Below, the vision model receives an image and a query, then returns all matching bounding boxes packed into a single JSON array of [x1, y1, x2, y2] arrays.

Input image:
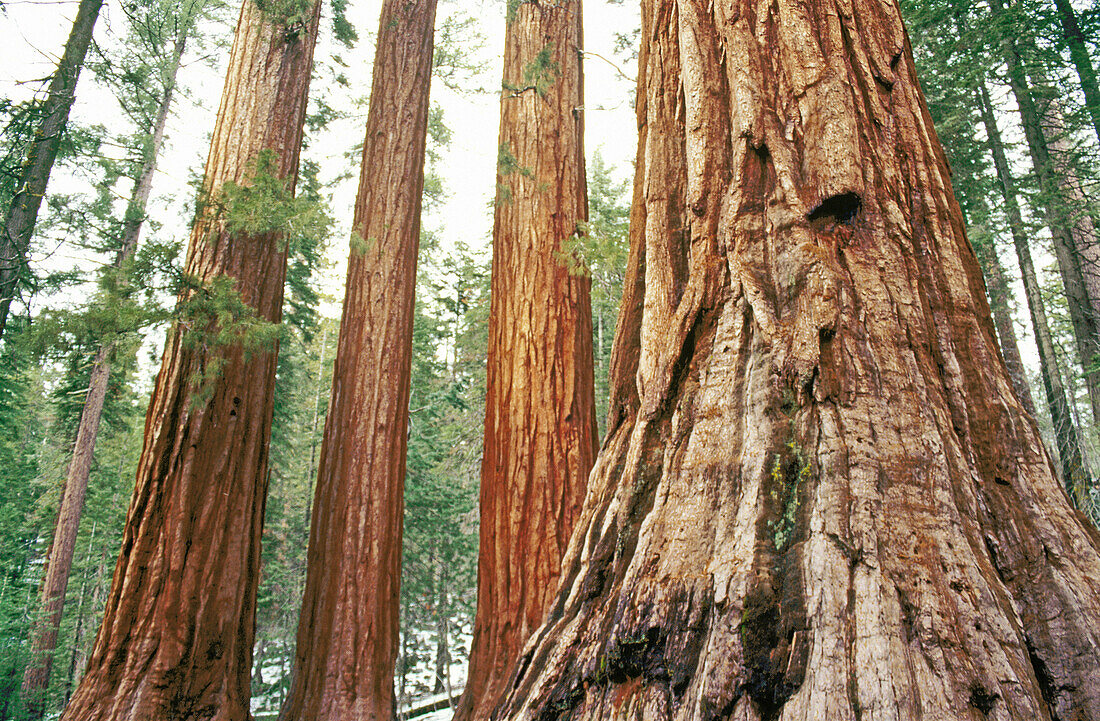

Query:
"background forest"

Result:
[[0, 0, 1098, 718]]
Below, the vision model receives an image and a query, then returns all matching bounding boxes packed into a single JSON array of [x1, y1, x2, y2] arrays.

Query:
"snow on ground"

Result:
[[415, 710, 454, 721]]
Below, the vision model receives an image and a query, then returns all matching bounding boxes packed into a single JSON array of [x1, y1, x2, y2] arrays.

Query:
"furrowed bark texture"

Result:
[[454, 3, 599, 719], [495, 2, 1100, 720], [20, 33, 187, 717], [61, 3, 320, 720], [0, 0, 104, 341], [277, 2, 437, 719]]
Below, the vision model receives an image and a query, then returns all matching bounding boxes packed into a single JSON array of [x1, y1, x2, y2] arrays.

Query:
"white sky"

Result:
[[0, 0, 640, 319]]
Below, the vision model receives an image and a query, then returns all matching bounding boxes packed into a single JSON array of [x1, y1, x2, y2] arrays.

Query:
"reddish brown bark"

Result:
[[493, 1, 1100, 719], [20, 31, 187, 717], [276, 1, 437, 719], [454, 3, 599, 720], [60, 3, 321, 719]]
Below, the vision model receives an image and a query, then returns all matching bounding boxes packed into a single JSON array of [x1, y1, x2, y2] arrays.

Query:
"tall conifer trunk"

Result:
[[1050, 0, 1100, 146], [0, 0, 104, 340], [20, 32, 188, 717], [454, 2, 598, 719], [277, 1, 437, 718], [977, 78, 1093, 505], [990, 0, 1100, 427], [61, 2, 321, 719], [494, 1, 1100, 719]]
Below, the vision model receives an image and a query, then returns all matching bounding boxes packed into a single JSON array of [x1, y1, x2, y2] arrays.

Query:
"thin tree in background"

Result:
[[1049, 0, 1100, 145], [989, 0, 1100, 428], [277, 0, 438, 717], [0, 0, 104, 341], [18, 4, 203, 715], [60, 1, 323, 718], [495, 0, 1100, 717], [977, 77, 1093, 507], [454, 1, 598, 718]]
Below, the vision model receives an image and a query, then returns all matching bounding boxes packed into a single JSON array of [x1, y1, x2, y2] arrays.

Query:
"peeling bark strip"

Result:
[[454, 2, 598, 720], [494, 1, 1100, 720], [277, 1, 437, 719], [61, 2, 321, 720]]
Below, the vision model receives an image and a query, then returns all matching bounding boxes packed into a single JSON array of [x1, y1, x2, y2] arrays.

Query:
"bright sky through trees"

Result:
[[0, 0, 640, 317]]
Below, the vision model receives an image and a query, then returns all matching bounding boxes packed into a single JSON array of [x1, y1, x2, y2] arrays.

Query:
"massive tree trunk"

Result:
[[990, 0, 1100, 427], [20, 32, 187, 718], [0, 0, 104, 341], [277, 1, 437, 718], [61, 2, 321, 719], [454, 3, 598, 720], [977, 78, 1093, 507], [494, 2, 1100, 720]]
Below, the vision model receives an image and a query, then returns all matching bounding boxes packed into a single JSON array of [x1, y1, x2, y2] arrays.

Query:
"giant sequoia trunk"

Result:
[[61, 2, 320, 719], [19, 32, 187, 717], [453, 3, 598, 720], [494, 2, 1100, 719], [0, 0, 104, 341], [277, 1, 437, 718]]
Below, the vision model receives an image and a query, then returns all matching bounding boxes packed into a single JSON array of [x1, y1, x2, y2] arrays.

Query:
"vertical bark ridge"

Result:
[[455, 2, 599, 719], [277, 1, 437, 719], [61, 3, 321, 720], [493, 1, 1100, 719]]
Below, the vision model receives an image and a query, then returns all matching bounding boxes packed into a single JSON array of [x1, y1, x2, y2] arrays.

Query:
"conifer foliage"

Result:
[[60, 1, 325, 718]]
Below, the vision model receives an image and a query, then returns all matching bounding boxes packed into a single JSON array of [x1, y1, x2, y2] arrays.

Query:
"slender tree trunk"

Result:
[[990, 0, 1100, 425], [19, 34, 187, 718], [978, 78, 1093, 504], [62, 521, 96, 708], [61, 3, 321, 719], [1051, 0, 1100, 146], [0, 0, 103, 340], [981, 247, 1039, 419], [277, 2, 437, 719], [305, 326, 326, 486], [494, 1, 1100, 719], [454, 3, 598, 720], [19, 352, 108, 717], [434, 565, 449, 696]]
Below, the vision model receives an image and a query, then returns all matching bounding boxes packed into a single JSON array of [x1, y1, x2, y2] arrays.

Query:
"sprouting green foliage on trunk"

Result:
[[216, 151, 332, 249], [504, 43, 561, 96], [178, 151, 331, 404], [255, 0, 314, 28]]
